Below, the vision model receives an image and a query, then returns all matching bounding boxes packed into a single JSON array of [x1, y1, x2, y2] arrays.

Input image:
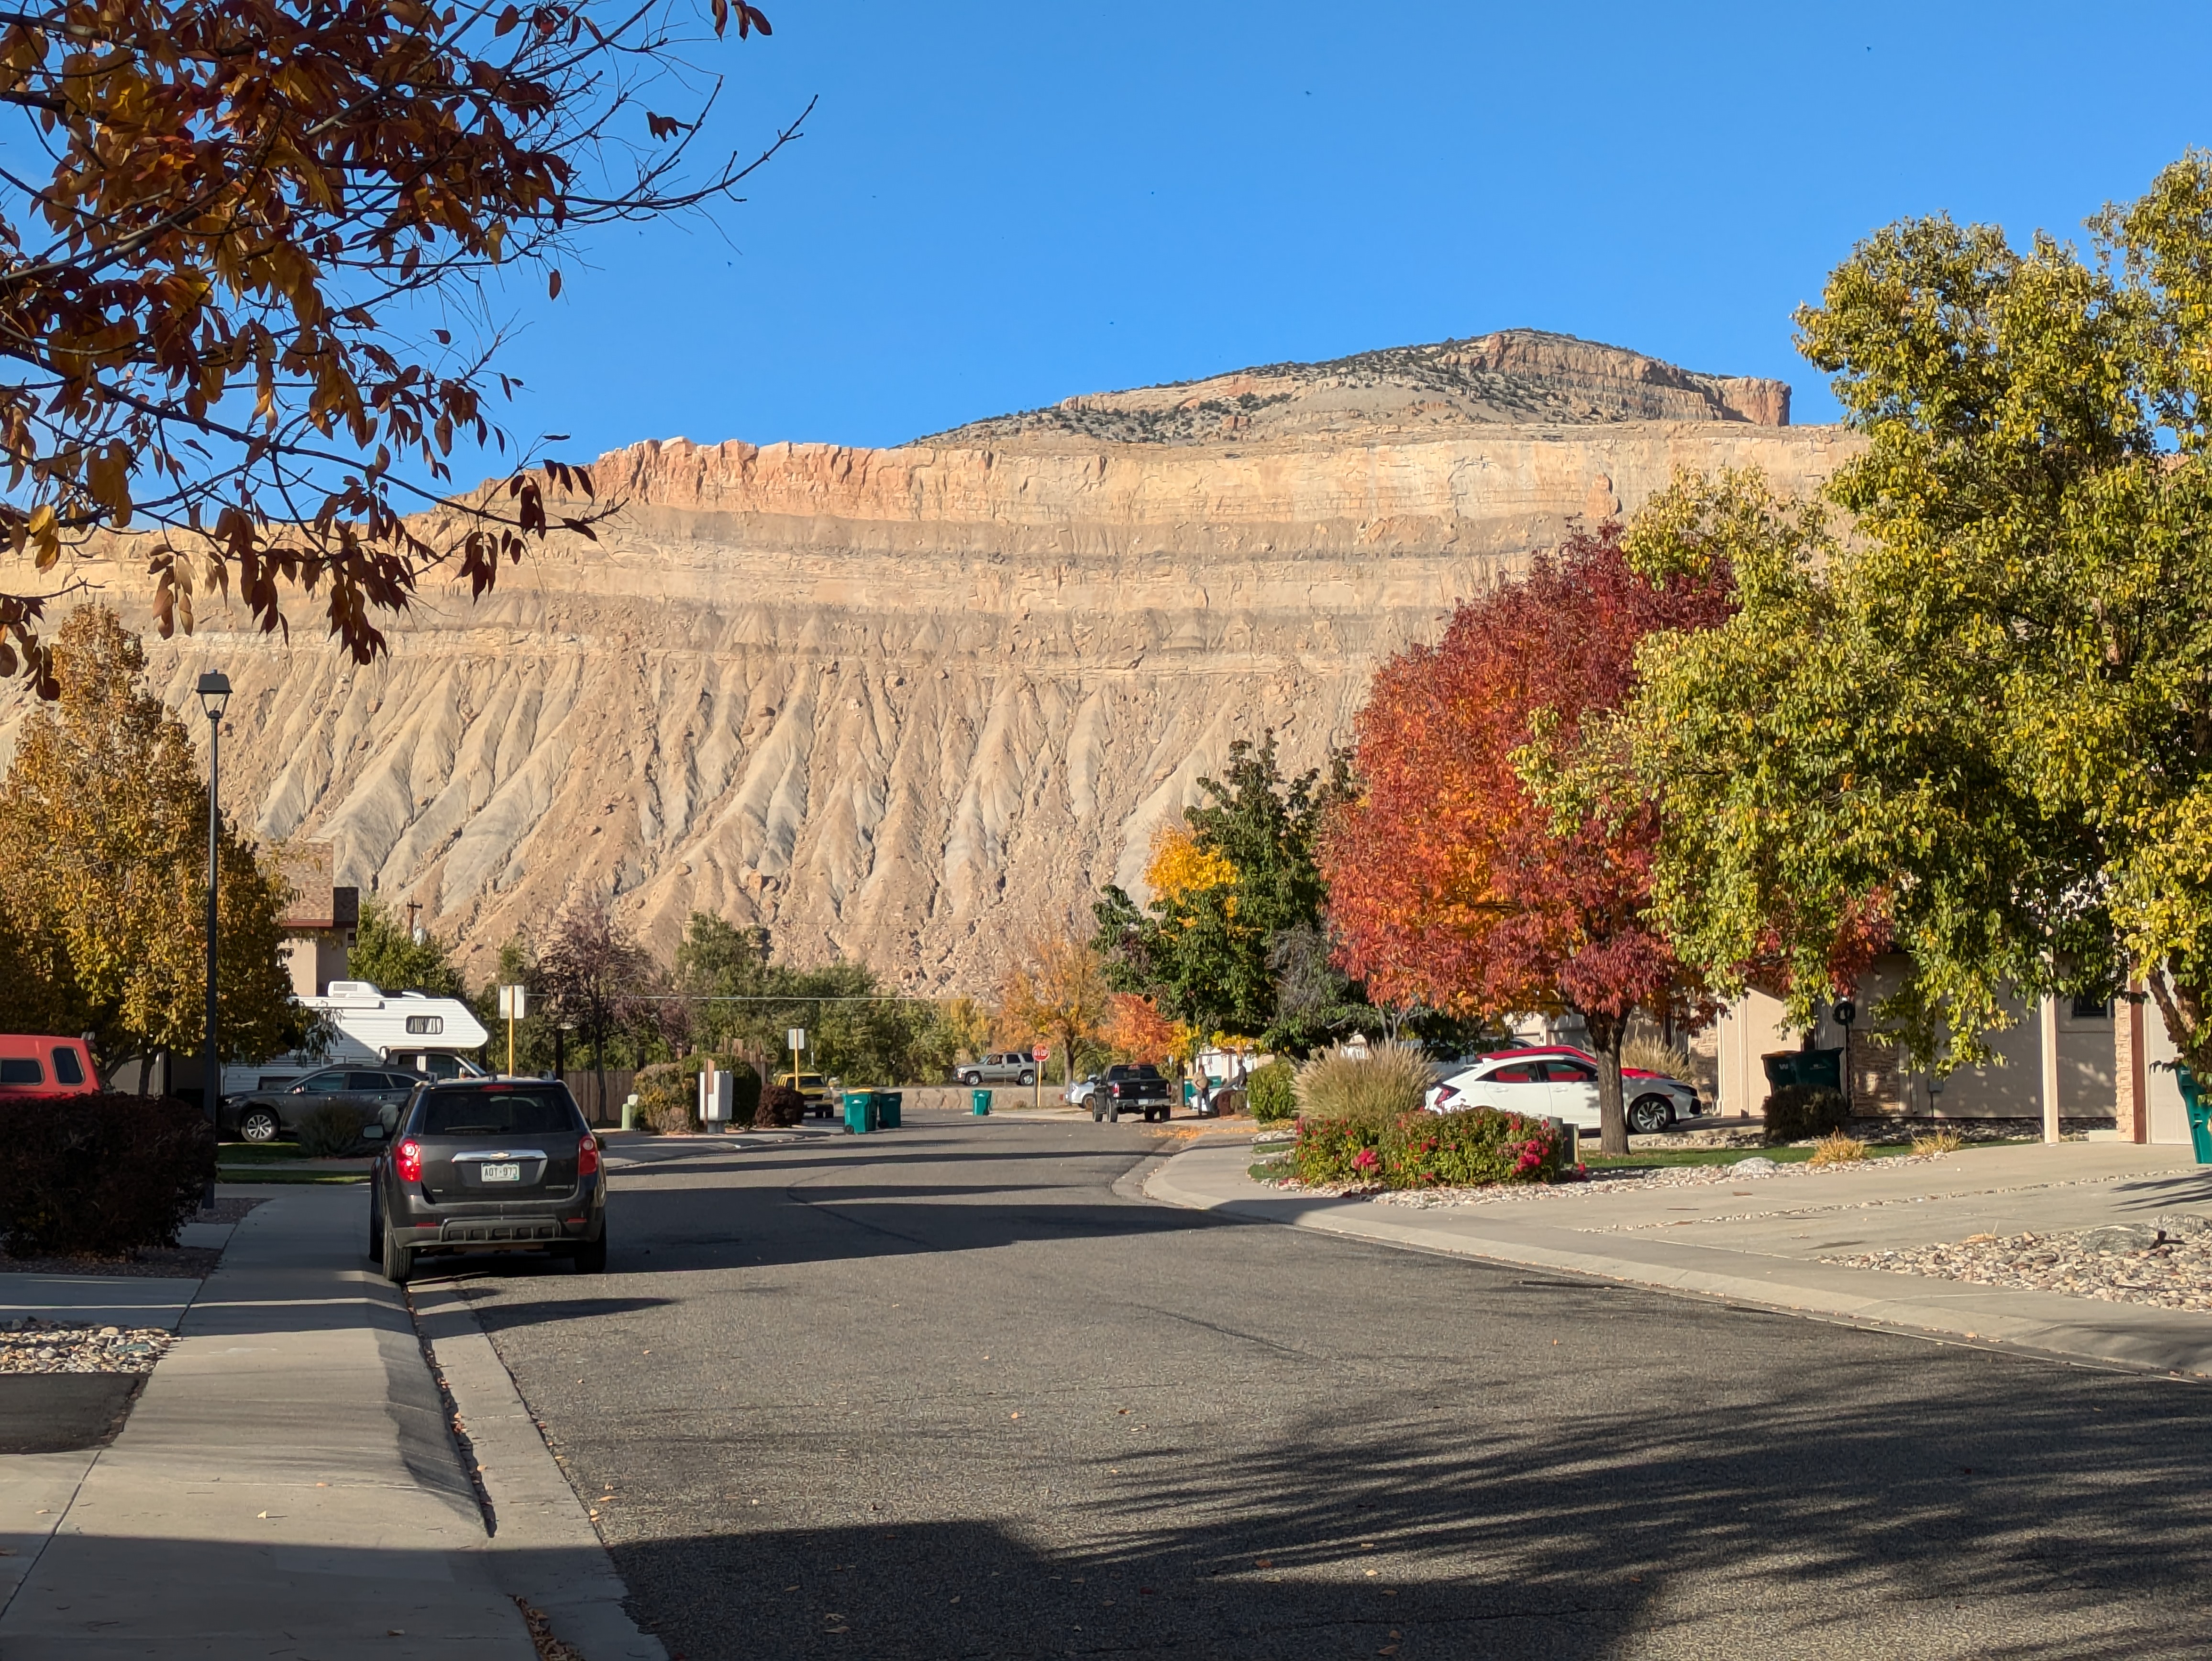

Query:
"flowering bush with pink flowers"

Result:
[[1292, 1105, 1567, 1189]]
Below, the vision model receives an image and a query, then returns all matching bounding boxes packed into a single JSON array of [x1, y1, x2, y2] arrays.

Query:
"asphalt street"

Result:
[[442, 1111, 2212, 1660]]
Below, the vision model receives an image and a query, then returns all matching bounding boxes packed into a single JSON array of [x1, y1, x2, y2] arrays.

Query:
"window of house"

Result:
[[2070, 995, 2114, 1020], [405, 1015, 443, 1035]]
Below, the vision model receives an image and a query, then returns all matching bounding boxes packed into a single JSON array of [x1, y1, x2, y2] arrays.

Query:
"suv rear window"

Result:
[[416, 1090, 579, 1136], [51, 1048, 84, 1085]]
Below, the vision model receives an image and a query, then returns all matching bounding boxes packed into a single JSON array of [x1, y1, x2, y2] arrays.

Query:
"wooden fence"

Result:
[[560, 1067, 639, 1126]]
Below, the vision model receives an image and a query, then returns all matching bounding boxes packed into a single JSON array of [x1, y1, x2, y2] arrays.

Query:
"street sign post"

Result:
[[1032, 1043, 1049, 1108], [787, 1027, 807, 1096], [497, 984, 527, 1076]]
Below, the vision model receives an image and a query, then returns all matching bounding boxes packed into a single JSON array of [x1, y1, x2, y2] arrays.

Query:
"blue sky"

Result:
[[484, 0, 2212, 459]]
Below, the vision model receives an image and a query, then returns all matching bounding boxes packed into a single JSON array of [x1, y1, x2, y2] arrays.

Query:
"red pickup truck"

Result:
[[0, 1035, 99, 1096]]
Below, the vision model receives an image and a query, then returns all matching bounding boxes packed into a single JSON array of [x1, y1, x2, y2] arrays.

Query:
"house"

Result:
[[276, 842, 358, 997]]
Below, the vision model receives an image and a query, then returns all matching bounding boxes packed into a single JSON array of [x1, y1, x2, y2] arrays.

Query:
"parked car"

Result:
[[0, 1035, 98, 1097], [222, 1065, 423, 1144], [1064, 1074, 1102, 1108], [369, 1077, 607, 1283], [779, 1072, 838, 1118], [957, 1052, 1038, 1087], [1090, 1063, 1173, 1124], [1427, 1047, 1700, 1134]]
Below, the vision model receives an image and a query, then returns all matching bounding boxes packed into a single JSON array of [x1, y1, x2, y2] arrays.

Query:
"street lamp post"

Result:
[[196, 673, 231, 1163]]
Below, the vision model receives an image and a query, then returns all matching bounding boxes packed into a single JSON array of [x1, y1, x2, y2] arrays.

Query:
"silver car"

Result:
[[956, 1052, 1037, 1086]]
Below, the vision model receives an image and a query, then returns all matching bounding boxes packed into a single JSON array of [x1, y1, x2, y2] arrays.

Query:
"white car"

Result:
[[1427, 1050, 1699, 1135], [1064, 1075, 1101, 1108]]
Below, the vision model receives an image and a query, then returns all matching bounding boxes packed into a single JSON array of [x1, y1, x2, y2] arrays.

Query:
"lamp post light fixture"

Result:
[[195, 672, 231, 1170]]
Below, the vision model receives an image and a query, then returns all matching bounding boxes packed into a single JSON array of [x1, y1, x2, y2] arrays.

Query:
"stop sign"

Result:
[[1032, 1043, 1049, 1062]]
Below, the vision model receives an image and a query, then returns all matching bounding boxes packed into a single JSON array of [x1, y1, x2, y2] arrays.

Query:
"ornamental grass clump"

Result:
[[1293, 1041, 1434, 1126], [1808, 1130, 1868, 1165], [1912, 1127, 1964, 1156]]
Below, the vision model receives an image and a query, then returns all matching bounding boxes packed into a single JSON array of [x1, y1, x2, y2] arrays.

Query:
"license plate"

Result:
[[479, 1163, 521, 1183]]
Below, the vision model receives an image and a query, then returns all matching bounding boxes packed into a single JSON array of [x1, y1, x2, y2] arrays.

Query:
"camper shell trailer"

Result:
[[222, 981, 491, 1097]]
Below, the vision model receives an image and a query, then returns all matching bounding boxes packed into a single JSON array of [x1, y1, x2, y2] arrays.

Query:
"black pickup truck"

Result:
[[1089, 1063, 1174, 1124]]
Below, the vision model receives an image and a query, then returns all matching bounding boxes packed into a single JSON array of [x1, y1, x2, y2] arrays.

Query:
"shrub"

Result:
[[295, 1101, 366, 1157], [1293, 1105, 1565, 1189], [1248, 1059, 1295, 1123], [633, 1055, 762, 1133], [1294, 1041, 1434, 1127], [1292, 1112, 1388, 1185], [759, 1084, 806, 1128], [1912, 1127, 1964, 1156], [0, 1095, 215, 1257], [1384, 1107, 1565, 1188], [1763, 1084, 1850, 1144], [631, 1063, 693, 1133], [1808, 1130, 1868, 1165]]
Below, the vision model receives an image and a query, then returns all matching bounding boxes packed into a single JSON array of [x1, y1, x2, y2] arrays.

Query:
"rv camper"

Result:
[[222, 981, 491, 1097]]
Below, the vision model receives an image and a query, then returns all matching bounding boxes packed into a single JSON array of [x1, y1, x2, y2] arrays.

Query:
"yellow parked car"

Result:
[[780, 1072, 836, 1118]]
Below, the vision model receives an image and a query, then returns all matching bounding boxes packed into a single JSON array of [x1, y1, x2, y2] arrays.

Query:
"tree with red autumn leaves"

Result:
[[1322, 526, 1734, 1155]]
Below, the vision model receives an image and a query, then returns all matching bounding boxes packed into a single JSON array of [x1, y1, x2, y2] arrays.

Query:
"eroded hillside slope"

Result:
[[0, 333, 1858, 991]]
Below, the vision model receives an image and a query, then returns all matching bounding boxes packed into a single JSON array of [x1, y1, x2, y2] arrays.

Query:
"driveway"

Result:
[[435, 1111, 2212, 1659]]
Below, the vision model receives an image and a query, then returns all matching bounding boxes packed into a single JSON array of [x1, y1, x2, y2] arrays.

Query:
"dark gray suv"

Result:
[[369, 1079, 607, 1283]]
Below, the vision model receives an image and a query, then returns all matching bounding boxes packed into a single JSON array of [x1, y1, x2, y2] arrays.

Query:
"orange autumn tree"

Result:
[[1322, 526, 1732, 1155], [1102, 993, 1178, 1065]]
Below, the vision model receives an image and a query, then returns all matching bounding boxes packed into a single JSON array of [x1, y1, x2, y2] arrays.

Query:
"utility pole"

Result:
[[195, 672, 231, 1209]]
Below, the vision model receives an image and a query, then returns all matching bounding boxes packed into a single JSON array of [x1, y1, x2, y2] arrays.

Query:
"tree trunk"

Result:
[[1585, 1009, 1630, 1157]]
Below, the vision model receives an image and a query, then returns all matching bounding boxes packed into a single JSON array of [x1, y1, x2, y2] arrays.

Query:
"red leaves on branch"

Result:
[[1323, 525, 1733, 1036]]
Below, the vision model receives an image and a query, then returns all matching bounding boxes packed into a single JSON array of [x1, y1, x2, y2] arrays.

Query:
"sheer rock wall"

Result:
[[0, 340, 1858, 993]]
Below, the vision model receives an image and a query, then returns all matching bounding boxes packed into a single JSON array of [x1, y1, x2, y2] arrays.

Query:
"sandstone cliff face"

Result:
[[0, 334, 1857, 992]]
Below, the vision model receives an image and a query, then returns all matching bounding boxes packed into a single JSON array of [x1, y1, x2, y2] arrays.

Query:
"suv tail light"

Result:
[[578, 1135, 600, 1177], [395, 1139, 422, 1183]]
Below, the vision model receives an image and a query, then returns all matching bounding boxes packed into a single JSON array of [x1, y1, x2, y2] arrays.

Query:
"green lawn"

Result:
[[215, 1141, 306, 1163], [217, 1171, 369, 1185]]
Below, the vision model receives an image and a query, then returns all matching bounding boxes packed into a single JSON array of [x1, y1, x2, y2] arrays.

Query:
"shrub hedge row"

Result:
[[1762, 1084, 1851, 1145], [1294, 1106, 1569, 1189], [0, 1095, 214, 1257]]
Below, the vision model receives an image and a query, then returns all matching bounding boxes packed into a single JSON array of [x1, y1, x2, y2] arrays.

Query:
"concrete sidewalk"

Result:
[[1148, 1141, 2212, 1378], [0, 1186, 537, 1659]]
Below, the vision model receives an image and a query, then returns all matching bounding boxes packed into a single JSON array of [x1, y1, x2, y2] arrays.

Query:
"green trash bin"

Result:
[[1761, 1048, 1844, 1093], [971, 1088, 992, 1117], [874, 1090, 902, 1129], [1182, 1079, 1196, 1106], [2177, 1066, 2212, 1164], [843, 1089, 876, 1135]]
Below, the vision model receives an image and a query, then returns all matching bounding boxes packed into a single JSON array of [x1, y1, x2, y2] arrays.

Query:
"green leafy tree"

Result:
[[1094, 734, 1370, 1051], [673, 912, 946, 1084], [0, 606, 301, 1077], [1621, 152, 2212, 1071], [348, 899, 464, 997]]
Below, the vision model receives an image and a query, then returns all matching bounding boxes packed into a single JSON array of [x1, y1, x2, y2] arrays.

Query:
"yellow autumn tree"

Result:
[[1146, 822, 1238, 914], [938, 996, 995, 1065], [995, 930, 1114, 1085], [0, 607, 300, 1078]]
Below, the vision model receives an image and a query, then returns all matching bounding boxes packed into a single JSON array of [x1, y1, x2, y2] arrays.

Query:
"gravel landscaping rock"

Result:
[[0, 1318, 173, 1373], [1266, 1152, 1953, 1209], [1825, 1213, 2212, 1313]]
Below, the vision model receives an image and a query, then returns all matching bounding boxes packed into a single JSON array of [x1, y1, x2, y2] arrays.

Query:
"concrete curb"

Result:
[[412, 1285, 667, 1661], [1144, 1149, 2212, 1381]]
